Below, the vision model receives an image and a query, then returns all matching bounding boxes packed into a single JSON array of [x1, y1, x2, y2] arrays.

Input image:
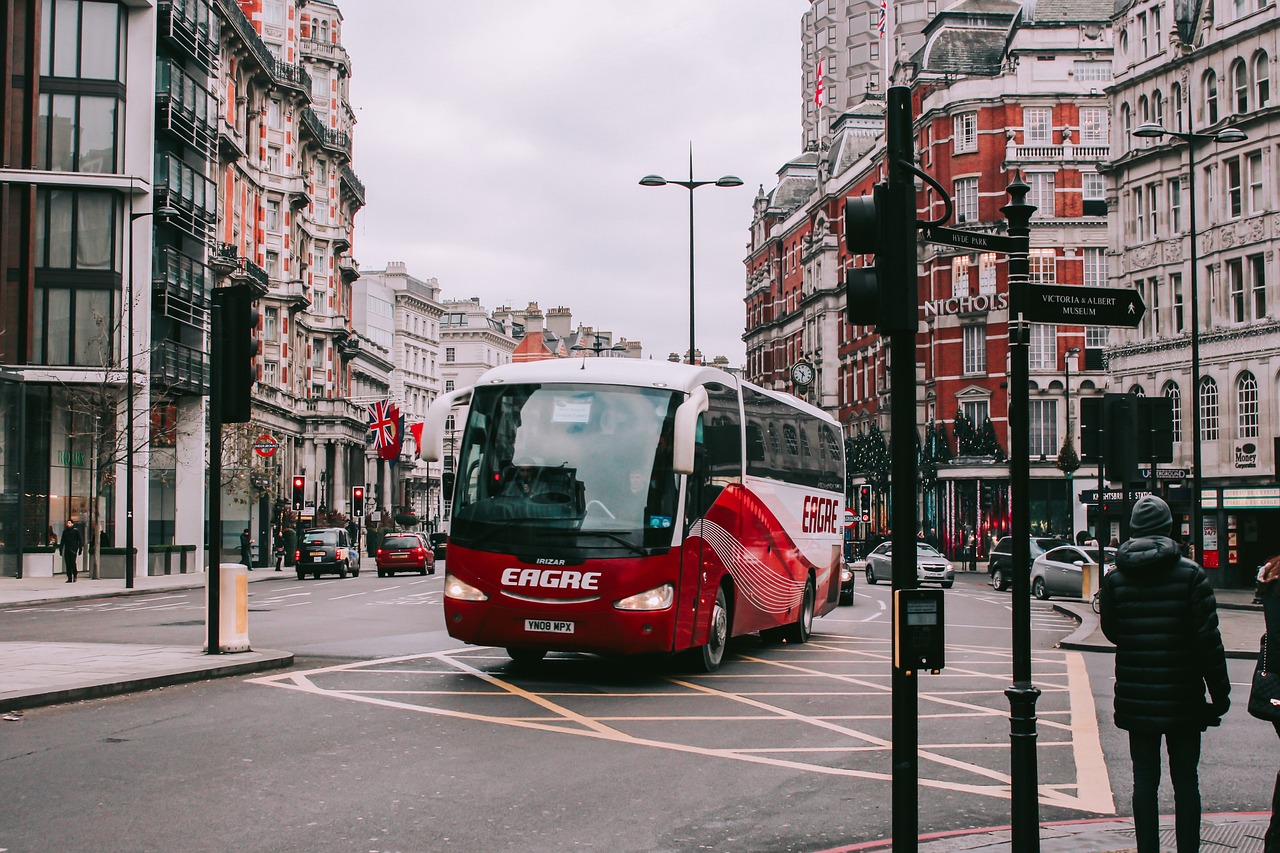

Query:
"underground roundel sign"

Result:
[[253, 434, 279, 458]]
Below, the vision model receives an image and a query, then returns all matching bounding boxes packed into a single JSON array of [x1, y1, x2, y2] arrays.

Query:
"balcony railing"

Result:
[[158, 0, 218, 72], [210, 243, 269, 294], [1009, 143, 1110, 162], [298, 106, 352, 159], [299, 36, 351, 72], [151, 339, 209, 398], [323, 128, 352, 157], [154, 246, 213, 329], [156, 59, 216, 149], [154, 153, 216, 236], [215, 0, 275, 83], [272, 59, 312, 96], [340, 164, 365, 206], [299, 106, 326, 146]]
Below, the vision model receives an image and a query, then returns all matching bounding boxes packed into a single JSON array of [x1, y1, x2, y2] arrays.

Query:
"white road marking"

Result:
[[329, 591, 367, 600]]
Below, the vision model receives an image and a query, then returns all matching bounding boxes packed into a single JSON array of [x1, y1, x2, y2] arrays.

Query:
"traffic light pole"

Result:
[[884, 86, 921, 853], [207, 301, 223, 655], [1001, 175, 1040, 849]]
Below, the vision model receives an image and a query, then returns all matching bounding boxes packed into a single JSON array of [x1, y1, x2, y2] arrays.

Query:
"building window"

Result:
[[963, 324, 986, 375], [265, 197, 281, 231], [264, 307, 278, 341], [952, 256, 971, 297], [1172, 82, 1185, 131], [1238, 371, 1259, 438], [1029, 324, 1056, 370], [978, 253, 997, 293], [1028, 172, 1056, 217], [36, 93, 120, 174], [1256, 50, 1271, 108], [1084, 247, 1107, 287], [1080, 107, 1109, 144], [1086, 325, 1110, 349], [1024, 107, 1053, 145], [1163, 382, 1182, 442], [1131, 185, 1146, 241], [1227, 157, 1243, 218], [1145, 180, 1159, 237], [444, 379, 455, 392], [1248, 151, 1265, 213], [1168, 177, 1183, 232], [263, 0, 285, 25], [1200, 377, 1219, 441], [445, 347, 455, 363], [311, 338, 325, 368], [1251, 253, 1267, 318], [1137, 12, 1149, 57], [263, 360, 279, 386], [1172, 272, 1185, 332], [1233, 59, 1249, 113], [1083, 172, 1105, 201], [954, 177, 978, 223], [1028, 249, 1056, 284], [41, 0, 125, 81], [1205, 70, 1219, 124], [1228, 258, 1246, 322], [962, 399, 989, 431], [953, 112, 978, 154], [266, 146, 280, 173], [1029, 399, 1059, 457], [1073, 61, 1113, 82]]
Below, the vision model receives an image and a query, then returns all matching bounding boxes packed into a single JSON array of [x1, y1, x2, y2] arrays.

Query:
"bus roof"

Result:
[[470, 359, 837, 425]]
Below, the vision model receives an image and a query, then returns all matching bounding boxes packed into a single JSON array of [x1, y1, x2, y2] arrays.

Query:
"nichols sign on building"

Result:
[[923, 292, 1009, 319]]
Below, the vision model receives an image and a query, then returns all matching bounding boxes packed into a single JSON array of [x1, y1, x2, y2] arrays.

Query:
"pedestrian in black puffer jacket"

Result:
[[1100, 494, 1230, 853]]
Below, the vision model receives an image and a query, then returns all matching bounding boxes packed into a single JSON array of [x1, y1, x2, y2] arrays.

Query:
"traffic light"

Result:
[[843, 89, 918, 334], [212, 282, 260, 423], [441, 471, 456, 501], [858, 484, 872, 523], [351, 485, 365, 517], [292, 476, 306, 511]]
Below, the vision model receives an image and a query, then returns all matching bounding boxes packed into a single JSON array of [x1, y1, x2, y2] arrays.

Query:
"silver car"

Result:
[[863, 541, 955, 588], [1030, 545, 1115, 600]]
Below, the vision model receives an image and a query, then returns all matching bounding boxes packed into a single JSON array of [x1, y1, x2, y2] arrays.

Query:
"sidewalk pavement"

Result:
[[1, 571, 1272, 852], [0, 569, 294, 713]]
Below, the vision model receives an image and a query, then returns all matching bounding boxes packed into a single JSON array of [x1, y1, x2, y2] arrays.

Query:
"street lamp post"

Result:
[[1064, 347, 1080, 534], [640, 147, 742, 365], [1132, 120, 1246, 563]]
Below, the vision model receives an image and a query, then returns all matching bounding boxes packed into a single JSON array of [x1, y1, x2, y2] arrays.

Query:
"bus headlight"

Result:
[[444, 573, 488, 602], [613, 583, 674, 611]]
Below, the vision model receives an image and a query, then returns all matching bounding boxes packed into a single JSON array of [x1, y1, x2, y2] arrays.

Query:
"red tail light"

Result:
[[376, 549, 384, 557], [414, 547, 425, 558], [294, 550, 301, 561]]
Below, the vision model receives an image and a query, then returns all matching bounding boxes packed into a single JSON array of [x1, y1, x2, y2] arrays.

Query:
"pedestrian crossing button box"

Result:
[[894, 588, 945, 673]]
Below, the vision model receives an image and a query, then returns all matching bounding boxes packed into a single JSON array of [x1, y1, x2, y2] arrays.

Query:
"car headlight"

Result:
[[841, 567, 853, 582], [444, 573, 488, 602], [614, 583, 674, 611]]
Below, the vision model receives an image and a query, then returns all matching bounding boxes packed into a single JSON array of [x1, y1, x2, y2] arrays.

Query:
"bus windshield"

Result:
[[451, 383, 683, 556]]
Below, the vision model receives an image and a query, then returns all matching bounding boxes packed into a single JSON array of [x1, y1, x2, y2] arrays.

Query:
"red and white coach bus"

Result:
[[420, 358, 845, 671]]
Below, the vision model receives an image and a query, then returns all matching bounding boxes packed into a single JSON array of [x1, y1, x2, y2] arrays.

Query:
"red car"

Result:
[[376, 533, 435, 577]]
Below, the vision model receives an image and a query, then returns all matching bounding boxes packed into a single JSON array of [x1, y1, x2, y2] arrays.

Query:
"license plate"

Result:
[[313, 556, 322, 563], [525, 619, 574, 634]]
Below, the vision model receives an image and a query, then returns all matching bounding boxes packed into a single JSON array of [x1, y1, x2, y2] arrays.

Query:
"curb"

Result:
[[1, 571, 295, 608], [0, 649, 294, 713]]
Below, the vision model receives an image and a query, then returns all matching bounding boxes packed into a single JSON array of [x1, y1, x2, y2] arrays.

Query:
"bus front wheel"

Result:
[[782, 578, 815, 644], [695, 586, 730, 672]]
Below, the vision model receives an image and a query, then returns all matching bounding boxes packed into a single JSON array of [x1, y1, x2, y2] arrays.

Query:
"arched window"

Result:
[[1200, 377, 1220, 440], [1172, 82, 1185, 131], [1232, 59, 1249, 114], [1138, 94, 1151, 126], [1255, 50, 1271, 108], [1153, 89, 1165, 127], [1237, 371, 1259, 437], [1120, 102, 1133, 149], [1205, 69, 1220, 124], [1130, 384, 1146, 397], [1163, 381, 1182, 442]]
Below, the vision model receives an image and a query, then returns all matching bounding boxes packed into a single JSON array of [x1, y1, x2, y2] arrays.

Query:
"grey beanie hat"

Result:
[[1130, 494, 1173, 536]]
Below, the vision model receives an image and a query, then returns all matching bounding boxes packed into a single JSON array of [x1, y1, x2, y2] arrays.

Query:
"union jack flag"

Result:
[[368, 400, 400, 458]]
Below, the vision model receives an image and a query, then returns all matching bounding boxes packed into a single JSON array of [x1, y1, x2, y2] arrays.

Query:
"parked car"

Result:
[[863, 541, 955, 588], [987, 536, 1070, 591], [839, 555, 859, 606], [295, 527, 360, 579], [429, 532, 448, 562], [376, 533, 435, 577], [1030, 545, 1116, 600]]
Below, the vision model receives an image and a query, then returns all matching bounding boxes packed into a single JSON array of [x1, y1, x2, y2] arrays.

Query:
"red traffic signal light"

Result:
[[858, 484, 872, 523], [351, 486, 365, 517], [292, 476, 306, 511]]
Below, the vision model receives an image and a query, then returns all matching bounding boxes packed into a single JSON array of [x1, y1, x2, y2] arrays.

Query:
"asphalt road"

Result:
[[1, 572, 1276, 852]]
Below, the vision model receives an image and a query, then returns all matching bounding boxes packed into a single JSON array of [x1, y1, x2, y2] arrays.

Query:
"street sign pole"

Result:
[[1002, 176, 1041, 850]]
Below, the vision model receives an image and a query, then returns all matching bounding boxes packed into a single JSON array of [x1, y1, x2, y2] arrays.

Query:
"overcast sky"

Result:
[[340, 2, 810, 365]]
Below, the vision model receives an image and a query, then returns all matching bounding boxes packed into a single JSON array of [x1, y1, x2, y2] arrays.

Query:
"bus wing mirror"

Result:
[[672, 386, 709, 475], [419, 387, 472, 462]]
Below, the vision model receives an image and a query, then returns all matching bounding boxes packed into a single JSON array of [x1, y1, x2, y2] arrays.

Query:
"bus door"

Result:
[[677, 384, 742, 649]]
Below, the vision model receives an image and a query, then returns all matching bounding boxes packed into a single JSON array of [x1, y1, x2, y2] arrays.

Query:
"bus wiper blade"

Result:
[[572, 531, 647, 556]]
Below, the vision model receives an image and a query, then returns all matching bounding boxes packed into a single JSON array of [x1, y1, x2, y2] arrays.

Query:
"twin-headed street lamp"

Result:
[[1131, 120, 1246, 563], [640, 149, 742, 365]]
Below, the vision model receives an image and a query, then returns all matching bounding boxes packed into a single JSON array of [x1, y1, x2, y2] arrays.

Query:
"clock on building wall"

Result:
[[791, 360, 815, 388]]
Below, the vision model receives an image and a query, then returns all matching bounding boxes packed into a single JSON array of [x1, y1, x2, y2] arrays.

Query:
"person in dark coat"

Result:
[[58, 519, 83, 583], [1255, 555, 1280, 852], [240, 528, 253, 569], [1100, 494, 1230, 853]]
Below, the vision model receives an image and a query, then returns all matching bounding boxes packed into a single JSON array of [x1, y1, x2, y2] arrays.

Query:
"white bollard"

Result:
[[205, 563, 251, 652]]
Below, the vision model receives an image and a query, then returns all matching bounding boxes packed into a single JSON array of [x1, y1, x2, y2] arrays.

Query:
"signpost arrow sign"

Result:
[[922, 225, 1023, 254], [1024, 284, 1146, 327]]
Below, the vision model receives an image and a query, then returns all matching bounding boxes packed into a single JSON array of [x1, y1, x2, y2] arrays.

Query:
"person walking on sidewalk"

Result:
[[1100, 494, 1231, 853], [240, 528, 253, 570], [1254, 554, 1280, 852], [58, 519, 83, 583]]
